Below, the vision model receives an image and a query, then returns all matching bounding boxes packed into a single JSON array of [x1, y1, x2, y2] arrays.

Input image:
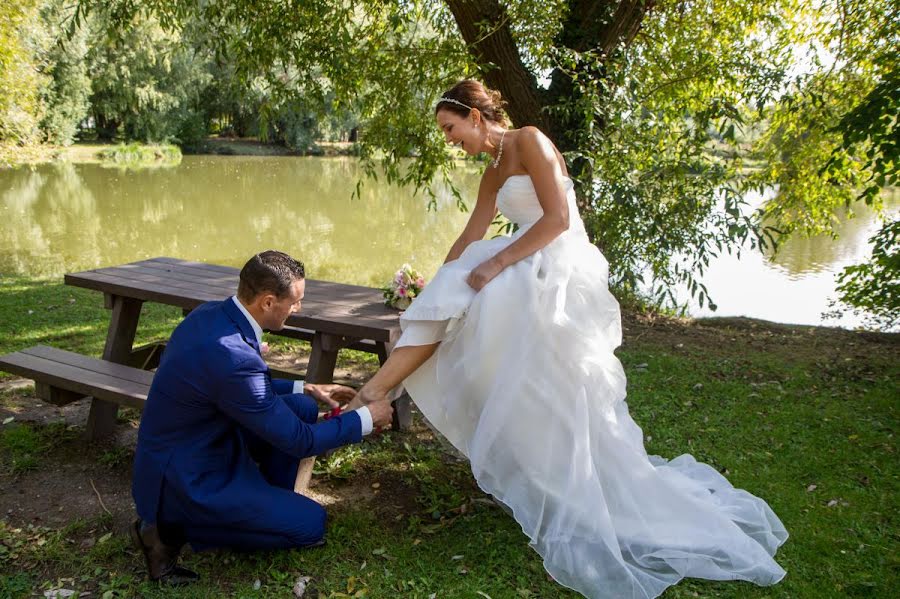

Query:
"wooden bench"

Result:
[[0, 345, 151, 411]]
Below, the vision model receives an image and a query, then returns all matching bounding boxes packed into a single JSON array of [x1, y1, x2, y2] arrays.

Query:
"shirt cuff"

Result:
[[292, 380, 305, 394], [357, 406, 374, 436]]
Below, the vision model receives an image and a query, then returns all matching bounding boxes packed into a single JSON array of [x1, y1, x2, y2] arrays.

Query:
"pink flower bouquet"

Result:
[[383, 264, 426, 310]]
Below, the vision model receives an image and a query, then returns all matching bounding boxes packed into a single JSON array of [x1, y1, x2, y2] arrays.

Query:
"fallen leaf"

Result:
[[253, 579, 261, 590], [372, 547, 386, 555], [806, 484, 817, 492], [2, 417, 14, 425], [97, 532, 112, 544], [451, 555, 464, 560], [293, 576, 311, 598], [476, 592, 493, 599], [827, 499, 839, 507]]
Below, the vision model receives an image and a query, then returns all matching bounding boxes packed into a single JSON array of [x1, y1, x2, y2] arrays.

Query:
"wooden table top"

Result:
[[65, 257, 401, 343]]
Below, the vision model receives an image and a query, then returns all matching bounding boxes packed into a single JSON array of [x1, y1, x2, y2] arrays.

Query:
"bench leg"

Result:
[[86, 296, 143, 440]]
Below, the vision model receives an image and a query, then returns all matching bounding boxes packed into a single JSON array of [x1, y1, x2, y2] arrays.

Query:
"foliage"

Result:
[[0, 0, 45, 146], [750, 1, 897, 236], [84, 11, 212, 143], [67, 0, 895, 322], [38, 0, 91, 145], [828, 66, 898, 206], [833, 218, 899, 330]]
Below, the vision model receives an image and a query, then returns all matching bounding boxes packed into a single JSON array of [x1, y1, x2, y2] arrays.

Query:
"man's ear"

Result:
[[260, 293, 277, 311]]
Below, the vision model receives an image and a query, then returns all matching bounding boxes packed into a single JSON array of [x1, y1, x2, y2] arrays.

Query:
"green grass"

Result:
[[0, 276, 897, 597], [0, 276, 185, 378], [0, 421, 76, 475]]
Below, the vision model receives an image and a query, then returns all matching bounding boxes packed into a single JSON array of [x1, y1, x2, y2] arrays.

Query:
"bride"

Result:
[[349, 80, 788, 598]]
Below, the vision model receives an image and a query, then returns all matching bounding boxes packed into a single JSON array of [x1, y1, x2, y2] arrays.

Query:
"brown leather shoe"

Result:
[[130, 519, 199, 585]]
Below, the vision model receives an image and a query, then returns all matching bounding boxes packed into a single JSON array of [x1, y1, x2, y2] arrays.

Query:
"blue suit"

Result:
[[132, 299, 362, 550]]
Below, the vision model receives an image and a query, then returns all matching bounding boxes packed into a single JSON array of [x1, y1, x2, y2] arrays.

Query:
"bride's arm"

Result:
[[444, 175, 499, 263], [466, 127, 569, 291]]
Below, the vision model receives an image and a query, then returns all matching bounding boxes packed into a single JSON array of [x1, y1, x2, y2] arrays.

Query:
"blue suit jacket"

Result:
[[132, 299, 362, 525]]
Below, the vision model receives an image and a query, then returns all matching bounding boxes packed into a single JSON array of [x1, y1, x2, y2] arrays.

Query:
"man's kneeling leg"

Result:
[[182, 492, 327, 552]]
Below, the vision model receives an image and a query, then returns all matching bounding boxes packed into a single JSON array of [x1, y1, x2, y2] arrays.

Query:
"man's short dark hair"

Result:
[[237, 251, 305, 301]]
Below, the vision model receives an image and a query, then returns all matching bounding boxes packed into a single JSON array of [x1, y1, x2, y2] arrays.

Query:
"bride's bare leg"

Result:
[[346, 343, 439, 410]]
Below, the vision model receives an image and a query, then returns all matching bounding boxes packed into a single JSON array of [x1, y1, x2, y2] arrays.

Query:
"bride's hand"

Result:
[[466, 257, 504, 291]]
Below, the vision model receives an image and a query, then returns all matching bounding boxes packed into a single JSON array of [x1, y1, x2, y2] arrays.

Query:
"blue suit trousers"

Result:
[[157, 380, 326, 551]]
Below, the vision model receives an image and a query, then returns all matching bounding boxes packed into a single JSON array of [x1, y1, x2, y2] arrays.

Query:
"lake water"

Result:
[[0, 156, 894, 329]]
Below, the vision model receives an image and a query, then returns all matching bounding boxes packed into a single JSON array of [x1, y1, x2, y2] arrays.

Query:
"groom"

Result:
[[131, 250, 393, 584]]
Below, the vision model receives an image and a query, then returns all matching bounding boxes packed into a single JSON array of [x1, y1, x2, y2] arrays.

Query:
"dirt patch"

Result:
[[621, 312, 899, 365], [0, 440, 135, 531]]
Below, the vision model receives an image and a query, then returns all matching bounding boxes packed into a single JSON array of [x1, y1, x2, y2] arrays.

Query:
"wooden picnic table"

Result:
[[64, 257, 408, 440]]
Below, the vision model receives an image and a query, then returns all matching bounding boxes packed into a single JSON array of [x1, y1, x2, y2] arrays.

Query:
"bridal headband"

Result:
[[436, 97, 473, 111]]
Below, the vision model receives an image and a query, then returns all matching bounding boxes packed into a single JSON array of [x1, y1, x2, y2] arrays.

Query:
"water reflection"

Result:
[[765, 188, 899, 279], [685, 186, 898, 327], [0, 157, 894, 328], [0, 157, 477, 287]]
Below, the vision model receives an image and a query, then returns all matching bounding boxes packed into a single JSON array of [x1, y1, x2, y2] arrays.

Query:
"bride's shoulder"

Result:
[[513, 126, 548, 144], [511, 127, 555, 156]]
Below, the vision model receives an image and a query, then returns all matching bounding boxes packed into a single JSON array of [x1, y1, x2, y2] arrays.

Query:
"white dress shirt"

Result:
[[231, 296, 373, 435]]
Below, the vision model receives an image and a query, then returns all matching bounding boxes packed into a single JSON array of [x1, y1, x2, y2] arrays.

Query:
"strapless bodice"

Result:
[[496, 174, 585, 234]]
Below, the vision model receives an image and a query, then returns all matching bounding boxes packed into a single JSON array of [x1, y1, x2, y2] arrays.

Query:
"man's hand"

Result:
[[367, 400, 394, 429], [304, 383, 357, 410]]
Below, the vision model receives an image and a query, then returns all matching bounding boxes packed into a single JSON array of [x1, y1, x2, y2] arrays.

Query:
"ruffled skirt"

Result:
[[397, 228, 788, 599]]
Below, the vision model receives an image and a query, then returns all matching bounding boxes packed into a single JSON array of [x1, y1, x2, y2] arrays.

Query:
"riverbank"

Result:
[[0, 275, 897, 597], [0, 138, 357, 169]]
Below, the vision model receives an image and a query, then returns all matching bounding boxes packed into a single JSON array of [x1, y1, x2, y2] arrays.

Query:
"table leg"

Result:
[[377, 341, 412, 431], [306, 331, 341, 384], [294, 332, 343, 493], [86, 295, 143, 440]]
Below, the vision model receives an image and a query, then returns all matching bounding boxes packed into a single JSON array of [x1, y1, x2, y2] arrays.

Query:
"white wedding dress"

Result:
[[396, 174, 788, 598]]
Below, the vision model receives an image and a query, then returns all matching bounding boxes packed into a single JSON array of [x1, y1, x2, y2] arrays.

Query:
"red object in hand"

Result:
[[323, 407, 342, 420]]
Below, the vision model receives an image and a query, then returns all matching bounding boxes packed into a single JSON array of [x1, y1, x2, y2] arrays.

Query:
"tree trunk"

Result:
[[443, 0, 548, 133], [444, 0, 655, 151]]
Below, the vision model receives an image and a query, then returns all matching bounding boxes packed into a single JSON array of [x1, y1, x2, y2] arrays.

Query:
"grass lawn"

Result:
[[0, 275, 897, 598]]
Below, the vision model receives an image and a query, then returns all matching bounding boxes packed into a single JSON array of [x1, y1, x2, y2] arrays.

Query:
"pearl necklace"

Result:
[[492, 129, 507, 169]]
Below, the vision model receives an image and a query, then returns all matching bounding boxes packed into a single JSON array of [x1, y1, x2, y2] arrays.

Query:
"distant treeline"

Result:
[[0, 0, 359, 151]]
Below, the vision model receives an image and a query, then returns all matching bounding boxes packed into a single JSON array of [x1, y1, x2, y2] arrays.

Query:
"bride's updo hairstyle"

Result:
[[435, 80, 509, 127]]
